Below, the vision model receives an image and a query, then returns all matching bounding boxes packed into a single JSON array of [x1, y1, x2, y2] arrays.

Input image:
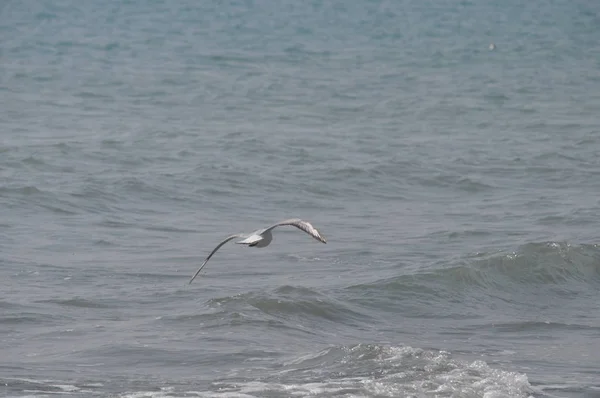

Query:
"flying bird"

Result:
[[189, 218, 327, 284]]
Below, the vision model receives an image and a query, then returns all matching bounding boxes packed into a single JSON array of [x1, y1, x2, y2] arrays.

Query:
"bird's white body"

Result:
[[189, 218, 326, 284], [237, 229, 273, 247]]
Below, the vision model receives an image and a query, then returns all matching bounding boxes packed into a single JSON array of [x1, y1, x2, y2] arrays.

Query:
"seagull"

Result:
[[189, 218, 327, 284]]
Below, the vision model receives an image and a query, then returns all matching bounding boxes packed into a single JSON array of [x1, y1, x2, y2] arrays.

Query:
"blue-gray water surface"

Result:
[[2, 1, 600, 397]]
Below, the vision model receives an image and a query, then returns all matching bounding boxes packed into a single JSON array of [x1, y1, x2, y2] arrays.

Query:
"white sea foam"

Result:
[[116, 345, 534, 398]]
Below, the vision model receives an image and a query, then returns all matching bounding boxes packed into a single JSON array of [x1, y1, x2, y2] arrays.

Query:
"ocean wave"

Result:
[[344, 241, 600, 321], [0, 345, 537, 398], [171, 344, 532, 398], [470, 242, 600, 283], [351, 242, 600, 294], [0, 184, 81, 215], [0, 185, 45, 196], [206, 285, 374, 327], [158, 309, 312, 337], [0, 311, 68, 325], [37, 297, 121, 309], [0, 377, 88, 397]]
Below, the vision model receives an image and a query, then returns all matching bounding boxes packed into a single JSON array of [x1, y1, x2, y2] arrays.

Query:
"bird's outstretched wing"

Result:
[[266, 218, 327, 243], [189, 234, 242, 284]]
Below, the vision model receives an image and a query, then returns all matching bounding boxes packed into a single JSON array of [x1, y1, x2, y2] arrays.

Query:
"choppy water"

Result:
[[2, 1, 600, 397]]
